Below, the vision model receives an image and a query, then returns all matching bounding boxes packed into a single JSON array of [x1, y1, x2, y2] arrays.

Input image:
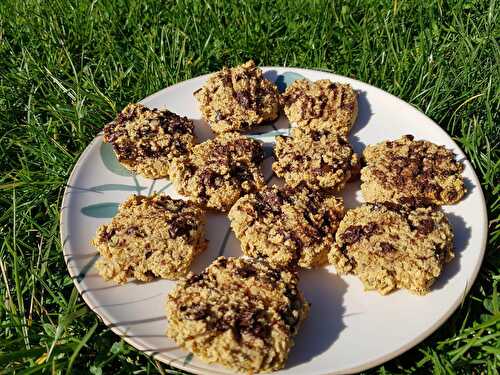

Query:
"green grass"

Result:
[[0, 0, 498, 373]]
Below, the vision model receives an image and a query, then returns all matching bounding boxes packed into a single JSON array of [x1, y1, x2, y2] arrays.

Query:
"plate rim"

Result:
[[60, 66, 489, 375]]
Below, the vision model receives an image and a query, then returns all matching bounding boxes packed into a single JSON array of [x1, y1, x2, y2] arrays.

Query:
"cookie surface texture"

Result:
[[194, 60, 280, 133], [281, 79, 358, 136], [361, 135, 465, 205], [229, 185, 345, 268], [166, 256, 309, 373], [171, 132, 265, 211], [103, 103, 195, 179], [328, 202, 454, 295], [92, 194, 206, 284], [273, 126, 359, 191]]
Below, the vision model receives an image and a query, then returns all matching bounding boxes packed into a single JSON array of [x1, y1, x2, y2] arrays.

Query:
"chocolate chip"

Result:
[[199, 169, 220, 188], [341, 223, 379, 245], [235, 310, 270, 339], [232, 139, 261, 156], [126, 226, 144, 238], [280, 306, 299, 329], [321, 210, 331, 227], [304, 198, 319, 215], [114, 143, 135, 160], [217, 257, 228, 268], [173, 139, 187, 153], [215, 111, 226, 122], [236, 264, 257, 278], [251, 147, 264, 164], [364, 222, 379, 236], [184, 163, 197, 177], [168, 217, 196, 239], [447, 189, 458, 202], [101, 228, 116, 242], [141, 146, 161, 158], [230, 164, 252, 182], [423, 182, 442, 196], [379, 242, 395, 252], [381, 202, 405, 213], [104, 127, 125, 143], [254, 200, 271, 216], [416, 219, 434, 235], [311, 130, 322, 141], [265, 269, 281, 283], [159, 115, 192, 135], [116, 110, 135, 124], [288, 233, 303, 249], [341, 225, 364, 244], [373, 169, 386, 181], [237, 311, 254, 328], [338, 244, 349, 256], [213, 317, 232, 332], [152, 196, 182, 211], [260, 190, 283, 209], [236, 91, 252, 109], [183, 304, 209, 320], [185, 273, 204, 286]]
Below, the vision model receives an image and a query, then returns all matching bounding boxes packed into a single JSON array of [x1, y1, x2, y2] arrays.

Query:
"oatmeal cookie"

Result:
[[328, 202, 454, 295], [170, 132, 265, 211], [103, 103, 195, 179], [273, 126, 359, 191], [194, 60, 280, 133], [166, 256, 309, 373], [229, 185, 345, 268], [361, 135, 466, 205], [91, 194, 206, 284], [281, 79, 358, 136]]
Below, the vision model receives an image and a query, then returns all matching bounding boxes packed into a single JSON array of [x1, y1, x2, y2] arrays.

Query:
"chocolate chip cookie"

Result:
[[194, 60, 280, 133], [103, 103, 195, 179], [92, 194, 206, 284], [328, 202, 454, 295], [273, 126, 359, 191], [281, 79, 358, 136], [229, 185, 345, 268], [170, 132, 265, 211], [166, 256, 309, 373], [361, 135, 466, 205]]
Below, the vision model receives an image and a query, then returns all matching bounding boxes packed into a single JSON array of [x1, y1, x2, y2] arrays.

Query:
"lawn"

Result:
[[0, 0, 498, 373]]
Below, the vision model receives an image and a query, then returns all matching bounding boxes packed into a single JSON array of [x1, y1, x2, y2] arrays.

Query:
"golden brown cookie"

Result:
[[103, 103, 195, 179], [273, 126, 359, 192], [194, 60, 280, 133], [281, 79, 358, 136], [229, 185, 345, 268], [170, 132, 265, 211], [92, 194, 206, 284], [328, 202, 454, 295], [166, 256, 309, 373], [361, 135, 466, 205]]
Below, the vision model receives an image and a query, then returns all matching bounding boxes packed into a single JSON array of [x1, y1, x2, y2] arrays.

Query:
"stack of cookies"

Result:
[[91, 60, 466, 373]]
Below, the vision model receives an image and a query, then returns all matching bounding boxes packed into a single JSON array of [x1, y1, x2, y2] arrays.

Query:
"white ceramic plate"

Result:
[[61, 67, 488, 374]]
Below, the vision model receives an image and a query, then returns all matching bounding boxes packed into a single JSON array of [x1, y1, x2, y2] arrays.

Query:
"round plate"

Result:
[[60, 67, 488, 374]]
